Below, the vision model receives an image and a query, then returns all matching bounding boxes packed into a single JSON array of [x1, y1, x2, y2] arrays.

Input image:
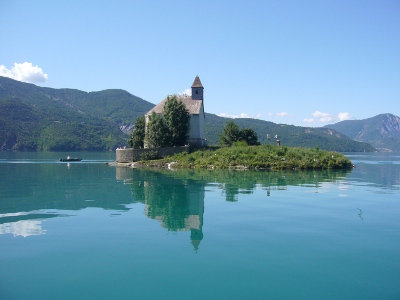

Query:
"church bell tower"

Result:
[[191, 76, 204, 100]]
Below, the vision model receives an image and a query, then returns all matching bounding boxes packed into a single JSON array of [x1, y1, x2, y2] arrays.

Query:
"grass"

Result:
[[148, 145, 353, 170]]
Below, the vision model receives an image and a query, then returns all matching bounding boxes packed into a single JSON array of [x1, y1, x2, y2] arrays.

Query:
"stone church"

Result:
[[144, 76, 207, 147]]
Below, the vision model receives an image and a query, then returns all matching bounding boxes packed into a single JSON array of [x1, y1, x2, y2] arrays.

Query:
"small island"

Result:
[[115, 144, 353, 170], [114, 76, 353, 170]]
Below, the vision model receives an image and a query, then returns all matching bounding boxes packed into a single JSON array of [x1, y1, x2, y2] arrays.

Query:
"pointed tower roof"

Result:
[[191, 76, 203, 88]]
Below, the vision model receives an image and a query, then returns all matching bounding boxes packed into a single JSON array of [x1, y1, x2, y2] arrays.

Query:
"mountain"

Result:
[[324, 114, 400, 152], [1, 76, 374, 152], [0, 76, 154, 151], [204, 114, 375, 152]]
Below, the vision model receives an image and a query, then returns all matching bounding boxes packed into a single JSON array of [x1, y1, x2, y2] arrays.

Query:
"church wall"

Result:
[[198, 104, 205, 139], [189, 115, 200, 140]]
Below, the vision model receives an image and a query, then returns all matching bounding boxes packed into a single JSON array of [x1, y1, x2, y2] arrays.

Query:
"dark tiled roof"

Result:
[[191, 76, 203, 88], [146, 96, 203, 115]]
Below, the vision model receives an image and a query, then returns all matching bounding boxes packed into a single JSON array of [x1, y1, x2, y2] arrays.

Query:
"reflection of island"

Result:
[[126, 169, 205, 251], [200, 169, 350, 200], [117, 167, 352, 250]]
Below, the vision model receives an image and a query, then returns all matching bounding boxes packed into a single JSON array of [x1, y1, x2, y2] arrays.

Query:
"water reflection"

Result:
[[2, 152, 398, 244], [0, 212, 61, 237], [127, 169, 205, 250], [345, 153, 400, 190], [116, 167, 352, 250], [0, 219, 45, 237]]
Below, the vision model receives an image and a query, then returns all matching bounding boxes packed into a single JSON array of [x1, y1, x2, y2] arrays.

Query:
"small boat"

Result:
[[60, 156, 82, 162]]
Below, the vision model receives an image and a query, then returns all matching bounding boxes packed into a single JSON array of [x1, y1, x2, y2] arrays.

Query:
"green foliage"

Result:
[[158, 145, 353, 170], [143, 96, 191, 149], [219, 121, 260, 146], [129, 115, 145, 148], [232, 140, 248, 147], [163, 95, 191, 146], [219, 121, 241, 146], [240, 128, 260, 146], [140, 150, 161, 161], [145, 112, 170, 148]]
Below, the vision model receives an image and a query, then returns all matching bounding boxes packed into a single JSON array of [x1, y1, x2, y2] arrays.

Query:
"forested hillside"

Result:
[[0, 76, 153, 151], [204, 114, 375, 152], [1, 76, 375, 152]]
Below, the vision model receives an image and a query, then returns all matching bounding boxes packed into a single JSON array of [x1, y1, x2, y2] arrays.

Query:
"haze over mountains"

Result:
[[0, 76, 393, 152]]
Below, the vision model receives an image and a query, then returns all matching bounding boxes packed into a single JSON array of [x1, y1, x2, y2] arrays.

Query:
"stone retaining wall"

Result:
[[116, 146, 189, 163]]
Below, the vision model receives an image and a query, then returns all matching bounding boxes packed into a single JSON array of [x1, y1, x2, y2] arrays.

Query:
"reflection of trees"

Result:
[[127, 168, 352, 204], [123, 167, 352, 250], [139, 168, 351, 201], [216, 170, 351, 201], [129, 169, 205, 251]]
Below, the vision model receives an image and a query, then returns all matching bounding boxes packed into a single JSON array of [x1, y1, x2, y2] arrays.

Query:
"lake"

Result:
[[1, 152, 399, 299]]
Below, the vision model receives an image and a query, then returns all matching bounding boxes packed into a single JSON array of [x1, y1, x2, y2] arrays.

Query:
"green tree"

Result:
[[129, 115, 145, 148], [219, 121, 260, 147], [145, 112, 170, 148], [240, 128, 260, 146], [163, 95, 191, 146], [219, 121, 241, 146]]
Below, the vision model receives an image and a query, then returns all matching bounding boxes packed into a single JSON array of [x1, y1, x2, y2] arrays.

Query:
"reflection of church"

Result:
[[122, 168, 205, 251], [116, 167, 351, 250], [150, 187, 204, 250], [184, 189, 204, 251]]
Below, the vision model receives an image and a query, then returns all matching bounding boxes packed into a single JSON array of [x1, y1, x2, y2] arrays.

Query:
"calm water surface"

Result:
[[1, 152, 399, 299]]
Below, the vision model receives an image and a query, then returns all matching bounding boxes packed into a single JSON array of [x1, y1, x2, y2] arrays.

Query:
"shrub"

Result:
[[140, 150, 161, 161]]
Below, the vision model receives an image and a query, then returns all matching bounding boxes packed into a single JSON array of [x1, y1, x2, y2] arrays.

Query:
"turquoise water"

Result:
[[1, 152, 399, 299]]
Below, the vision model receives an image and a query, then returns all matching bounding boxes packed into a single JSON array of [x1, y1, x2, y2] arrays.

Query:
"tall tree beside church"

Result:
[[145, 112, 170, 148], [128, 115, 145, 149], [163, 95, 191, 146]]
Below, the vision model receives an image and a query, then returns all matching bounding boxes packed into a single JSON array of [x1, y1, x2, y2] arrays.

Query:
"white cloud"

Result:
[[218, 113, 253, 119], [0, 220, 45, 237], [178, 88, 191, 96], [306, 111, 355, 124], [338, 112, 354, 121], [0, 62, 48, 83], [312, 111, 335, 123]]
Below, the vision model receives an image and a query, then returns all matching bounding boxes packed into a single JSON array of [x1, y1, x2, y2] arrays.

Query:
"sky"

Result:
[[1, 0, 399, 126]]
